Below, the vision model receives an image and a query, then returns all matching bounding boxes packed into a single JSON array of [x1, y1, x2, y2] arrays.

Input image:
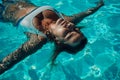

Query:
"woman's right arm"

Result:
[[62, 0, 104, 25], [0, 33, 47, 75]]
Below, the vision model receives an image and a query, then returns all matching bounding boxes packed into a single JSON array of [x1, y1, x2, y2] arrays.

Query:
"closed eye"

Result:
[[63, 29, 70, 37]]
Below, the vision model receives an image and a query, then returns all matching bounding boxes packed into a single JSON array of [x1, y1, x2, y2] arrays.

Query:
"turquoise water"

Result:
[[0, 0, 120, 80]]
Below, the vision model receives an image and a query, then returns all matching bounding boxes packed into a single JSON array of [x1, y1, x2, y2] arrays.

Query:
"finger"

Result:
[[56, 18, 64, 25], [60, 20, 68, 26], [66, 22, 74, 28], [75, 28, 80, 31]]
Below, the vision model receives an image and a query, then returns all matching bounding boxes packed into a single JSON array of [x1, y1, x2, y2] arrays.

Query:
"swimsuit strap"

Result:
[[17, 6, 63, 37], [18, 6, 63, 27]]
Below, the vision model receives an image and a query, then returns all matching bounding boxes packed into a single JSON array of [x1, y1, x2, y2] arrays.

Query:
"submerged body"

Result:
[[0, 0, 104, 74]]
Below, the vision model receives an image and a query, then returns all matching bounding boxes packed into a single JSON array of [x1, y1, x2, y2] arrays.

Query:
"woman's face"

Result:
[[49, 19, 86, 47]]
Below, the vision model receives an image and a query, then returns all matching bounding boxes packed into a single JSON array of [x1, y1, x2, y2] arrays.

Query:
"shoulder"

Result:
[[25, 32, 47, 43]]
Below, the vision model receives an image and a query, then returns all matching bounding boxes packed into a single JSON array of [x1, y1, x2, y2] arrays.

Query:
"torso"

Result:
[[3, 1, 60, 30]]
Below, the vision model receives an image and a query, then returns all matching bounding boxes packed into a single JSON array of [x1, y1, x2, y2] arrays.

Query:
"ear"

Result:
[[45, 30, 50, 35], [56, 41, 61, 45], [54, 37, 61, 45]]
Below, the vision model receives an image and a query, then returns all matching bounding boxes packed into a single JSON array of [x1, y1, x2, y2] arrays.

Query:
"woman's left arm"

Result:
[[0, 33, 47, 75]]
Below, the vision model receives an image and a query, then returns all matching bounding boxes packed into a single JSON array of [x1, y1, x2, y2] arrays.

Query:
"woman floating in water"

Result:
[[0, 0, 104, 74]]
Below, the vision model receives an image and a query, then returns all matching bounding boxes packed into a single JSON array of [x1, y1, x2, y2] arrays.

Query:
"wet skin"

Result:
[[49, 18, 86, 47], [33, 10, 86, 47]]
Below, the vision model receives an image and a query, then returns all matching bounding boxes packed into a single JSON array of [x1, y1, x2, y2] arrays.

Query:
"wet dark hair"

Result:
[[55, 37, 87, 53], [38, 16, 87, 63], [46, 30, 88, 64], [51, 37, 87, 64]]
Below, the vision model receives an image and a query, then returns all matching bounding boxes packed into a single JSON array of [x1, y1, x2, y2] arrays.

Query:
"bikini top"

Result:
[[17, 6, 63, 37]]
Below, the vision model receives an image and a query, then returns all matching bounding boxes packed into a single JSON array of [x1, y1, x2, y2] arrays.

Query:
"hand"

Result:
[[55, 18, 75, 30], [96, 0, 104, 7], [55, 18, 69, 27]]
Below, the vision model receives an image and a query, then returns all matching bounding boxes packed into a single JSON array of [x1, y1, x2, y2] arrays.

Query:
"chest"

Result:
[[33, 10, 60, 31]]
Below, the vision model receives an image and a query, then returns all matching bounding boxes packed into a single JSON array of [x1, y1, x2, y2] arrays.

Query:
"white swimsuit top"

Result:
[[17, 6, 63, 37]]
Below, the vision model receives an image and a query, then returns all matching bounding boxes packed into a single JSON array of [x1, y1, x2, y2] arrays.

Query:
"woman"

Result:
[[0, 0, 104, 74]]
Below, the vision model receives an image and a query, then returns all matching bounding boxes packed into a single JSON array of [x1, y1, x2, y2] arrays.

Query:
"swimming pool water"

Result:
[[0, 0, 120, 80]]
